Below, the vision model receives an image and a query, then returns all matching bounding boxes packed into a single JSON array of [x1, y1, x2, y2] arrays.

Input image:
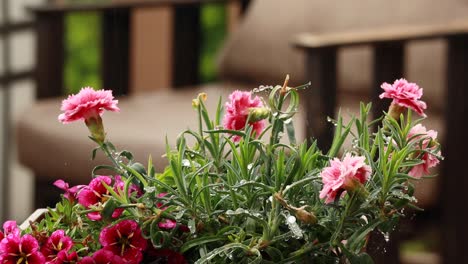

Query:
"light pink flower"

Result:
[[379, 79, 427, 117], [223, 90, 267, 142], [58, 87, 119, 124], [0, 234, 45, 264], [41, 230, 73, 263], [99, 220, 147, 264], [320, 154, 372, 203], [77, 176, 123, 221], [407, 124, 441, 178]]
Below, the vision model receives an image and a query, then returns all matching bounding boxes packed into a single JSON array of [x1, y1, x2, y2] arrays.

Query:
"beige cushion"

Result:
[[217, 0, 468, 111]]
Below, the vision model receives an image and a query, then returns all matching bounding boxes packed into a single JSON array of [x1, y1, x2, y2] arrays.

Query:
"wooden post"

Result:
[[441, 34, 468, 264], [367, 42, 405, 264], [101, 8, 131, 96], [35, 11, 64, 98], [172, 4, 200, 87], [304, 48, 337, 151], [372, 42, 405, 120]]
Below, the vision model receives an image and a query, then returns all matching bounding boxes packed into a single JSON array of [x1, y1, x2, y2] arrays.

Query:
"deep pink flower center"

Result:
[[9, 250, 32, 263], [110, 230, 136, 256]]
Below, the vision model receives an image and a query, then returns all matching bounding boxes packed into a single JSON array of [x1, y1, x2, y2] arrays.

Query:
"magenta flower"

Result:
[[379, 78, 427, 117], [223, 90, 267, 142], [54, 179, 85, 203], [58, 87, 119, 124], [114, 175, 142, 198], [77, 176, 123, 221], [79, 249, 125, 264], [41, 230, 73, 263], [156, 193, 189, 232], [0, 234, 45, 264], [99, 220, 147, 263], [1, 221, 20, 240], [57, 251, 79, 263], [407, 124, 441, 178], [320, 154, 372, 203]]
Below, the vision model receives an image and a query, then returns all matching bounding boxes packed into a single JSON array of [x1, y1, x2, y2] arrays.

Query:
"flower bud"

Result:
[[192, 99, 199, 108], [344, 179, 369, 201], [387, 102, 405, 121], [249, 107, 270, 122], [84, 115, 106, 144], [294, 207, 317, 225], [192, 93, 207, 109]]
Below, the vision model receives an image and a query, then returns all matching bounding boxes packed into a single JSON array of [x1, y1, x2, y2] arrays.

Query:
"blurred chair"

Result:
[[16, 0, 468, 262]]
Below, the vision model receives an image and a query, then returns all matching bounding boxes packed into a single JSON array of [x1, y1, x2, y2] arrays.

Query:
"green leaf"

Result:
[[340, 245, 374, 264], [194, 243, 252, 264], [180, 235, 226, 253], [101, 199, 118, 222], [120, 163, 148, 187], [346, 219, 383, 253], [118, 150, 134, 162]]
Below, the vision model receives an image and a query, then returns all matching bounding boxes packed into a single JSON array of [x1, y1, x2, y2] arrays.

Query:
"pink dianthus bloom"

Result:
[[0, 234, 45, 264], [379, 78, 427, 117], [58, 87, 119, 124], [223, 90, 267, 142], [77, 176, 124, 221], [320, 154, 372, 204], [407, 124, 441, 178], [99, 220, 147, 264], [41, 230, 73, 263]]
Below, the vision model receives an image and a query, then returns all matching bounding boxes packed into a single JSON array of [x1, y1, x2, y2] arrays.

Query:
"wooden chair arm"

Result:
[[28, 0, 238, 14], [293, 19, 468, 50]]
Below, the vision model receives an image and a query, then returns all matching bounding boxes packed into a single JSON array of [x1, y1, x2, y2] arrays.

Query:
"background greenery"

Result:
[[64, 3, 227, 94]]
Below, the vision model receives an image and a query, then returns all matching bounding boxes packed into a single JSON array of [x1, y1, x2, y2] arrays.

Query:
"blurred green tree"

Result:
[[64, 3, 226, 93]]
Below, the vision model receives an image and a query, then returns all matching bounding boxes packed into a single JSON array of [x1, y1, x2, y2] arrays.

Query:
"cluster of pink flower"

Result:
[[0, 219, 145, 264], [0, 173, 185, 263], [318, 78, 440, 203], [0, 78, 440, 263]]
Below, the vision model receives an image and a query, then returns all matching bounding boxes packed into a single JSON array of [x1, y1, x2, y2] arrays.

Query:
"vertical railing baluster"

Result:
[[441, 34, 468, 264], [304, 47, 337, 151], [1, 0, 12, 222]]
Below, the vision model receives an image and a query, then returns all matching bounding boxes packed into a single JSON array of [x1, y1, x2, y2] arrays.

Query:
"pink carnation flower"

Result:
[[379, 78, 427, 117], [407, 124, 441, 178], [223, 90, 267, 142], [0, 234, 45, 264], [41, 230, 73, 263], [99, 220, 147, 264], [58, 87, 119, 124], [77, 176, 124, 221], [320, 154, 372, 204]]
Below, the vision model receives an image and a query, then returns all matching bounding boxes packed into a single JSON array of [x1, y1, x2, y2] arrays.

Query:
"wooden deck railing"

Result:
[[295, 20, 468, 263]]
